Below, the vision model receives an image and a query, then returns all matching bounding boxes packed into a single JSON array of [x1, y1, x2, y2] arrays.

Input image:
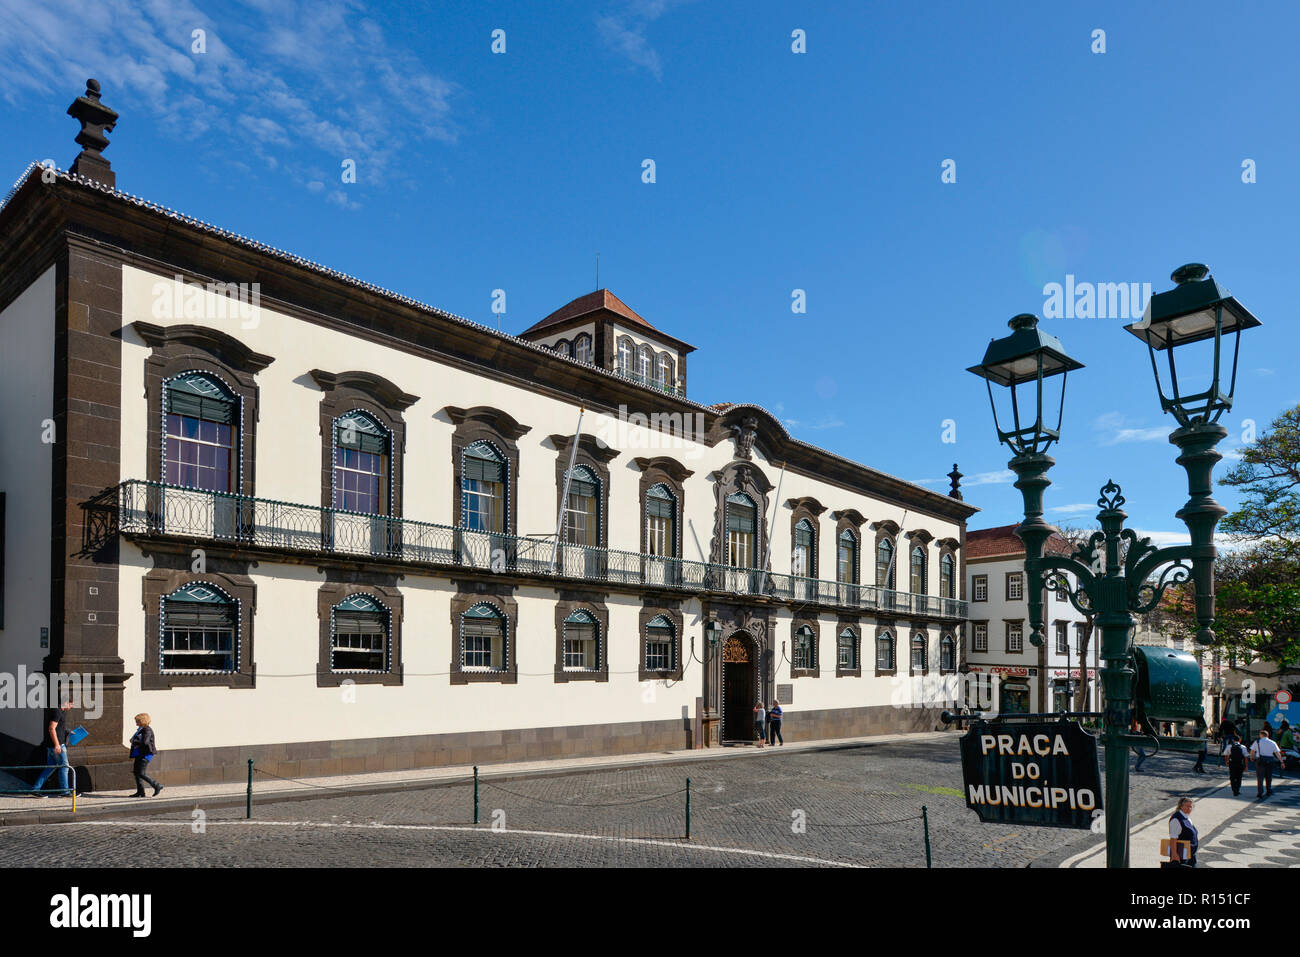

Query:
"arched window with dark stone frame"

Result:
[[940, 553, 955, 599], [876, 631, 895, 671], [575, 334, 592, 364], [940, 634, 956, 672], [461, 602, 507, 671], [645, 614, 676, 672], [646, 483, 677, 558], [562, 608, 600, 671], [562, 464, 601, 547], [837, 627, 859, 670], [164, 371, 238, 493], [161, 581, 238, 673], [876, 537, 895, 589], [793, 518, 815, 579], [725, 492, 758, 569], [333, 410, 390, 515], [461, 440, 506, 533], [793, 624, 816, 671], [910, 545, 927, 595], [911, 633, 927, 672], [838, 528, 859, 584], [331, 593, 389, 672]]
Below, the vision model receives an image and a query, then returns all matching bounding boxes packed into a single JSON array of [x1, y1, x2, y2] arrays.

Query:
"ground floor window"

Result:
[[161, 582, 236, 672], [645, 615, 675, 671], [562, 608, 599, 671], [331, 593, 389, 672], [462, 602, 506, 670]]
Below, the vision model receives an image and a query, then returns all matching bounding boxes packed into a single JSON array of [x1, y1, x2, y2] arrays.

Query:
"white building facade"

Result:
[[964, 526, 1099, 716], [0, 98, 976, 789]]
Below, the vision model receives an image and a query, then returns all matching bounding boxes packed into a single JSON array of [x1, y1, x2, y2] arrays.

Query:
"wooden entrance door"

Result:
[[721, 633, 756, 742]]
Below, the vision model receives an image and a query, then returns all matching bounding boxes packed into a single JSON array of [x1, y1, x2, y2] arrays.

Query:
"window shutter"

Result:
[[336, 417, 388, 455], [464, 454, 503, 483]]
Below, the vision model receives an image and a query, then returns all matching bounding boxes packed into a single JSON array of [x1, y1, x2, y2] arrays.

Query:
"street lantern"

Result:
[[966, 266, 1259, 868], [1124, 263, 1261, 426], [967, 314, 1085, 456]]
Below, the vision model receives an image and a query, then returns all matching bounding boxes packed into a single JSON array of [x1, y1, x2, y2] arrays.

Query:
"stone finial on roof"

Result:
[[67, 78, 119, 187], [948, 463, 963, 500]]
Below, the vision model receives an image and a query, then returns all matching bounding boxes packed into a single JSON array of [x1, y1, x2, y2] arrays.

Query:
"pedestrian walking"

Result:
[[1222, 734, 1248, 796], [1249, 728, 1283, 799], [767, 701, 784, 746], [29, 698, 75, 797], [1193, 736, 1207, 774], [1279, 720, 1294, 751], [753, 702, 766, 747], [1164, 797, 1198, 868], [1132, 720, 1148, 772], [129, 713, 163, 798]]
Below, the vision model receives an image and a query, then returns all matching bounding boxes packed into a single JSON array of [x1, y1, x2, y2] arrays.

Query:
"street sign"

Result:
[[1278, 690, 1293, 705], [959, 721, 1103, 829]]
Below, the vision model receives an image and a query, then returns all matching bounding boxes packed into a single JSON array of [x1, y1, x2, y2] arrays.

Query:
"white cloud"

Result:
[[1092, 411, 1168, 445], [596, 0, 689, 79], [963, 469, 1015, 487], [1049, 503, 1095, 515], [0, 0, 460, 196]]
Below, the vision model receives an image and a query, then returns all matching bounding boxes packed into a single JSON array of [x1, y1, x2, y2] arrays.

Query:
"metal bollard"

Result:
[[246, 759, 253, 820], [922, 805, 932, 868], [473, 765, 479, 825], [685, 777, 691, 840]]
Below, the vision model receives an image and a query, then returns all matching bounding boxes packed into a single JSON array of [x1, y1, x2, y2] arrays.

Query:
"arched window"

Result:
[[725, 492, 757, 568], [562, 608, 599, 671], [646, 483, 676, 557], [645, 614, 676, 671], [793, 625, 816, 671], [910, 545, 927, 594], [940, 634, 956, 672], [461, 441, 505, 532], [555, 339, 571, 357], [331, 593, 388, 672], [838, 627, 859, 670], [638, 345, 652, 380], [940, 553, 955, 599], [333, 410, 389, 514], [792, 519, 814, 578], [876, 537, 895, 589], [618, 339, 632, 375], [461, 602, 506, 670], [161, 582, 237, 673], [562, 465, 600, 546], [876, 631, 895, 671], [657, 353, 671, 388], [911, 634, 927, 672], [575, 334, 592, 364], [838, 529, 859, 584], [164, 372, 237, 492]]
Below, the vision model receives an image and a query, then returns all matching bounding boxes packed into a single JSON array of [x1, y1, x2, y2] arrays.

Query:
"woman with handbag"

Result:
[[129, 713, 163, 798], [1165, 797, 1198, 868]]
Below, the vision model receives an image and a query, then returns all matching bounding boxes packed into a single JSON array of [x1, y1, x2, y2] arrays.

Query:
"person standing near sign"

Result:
[[1249, 728, 1283, 799], [768, 700, 784, 746], [1166, 797, 1198, 867], [753, 702, 766, 748], [1222, 734, 1248, 796]]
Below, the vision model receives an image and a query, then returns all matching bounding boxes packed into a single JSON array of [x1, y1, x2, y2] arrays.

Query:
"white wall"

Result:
[[0, 266, 55, 744], [118, 266, 966, 746]]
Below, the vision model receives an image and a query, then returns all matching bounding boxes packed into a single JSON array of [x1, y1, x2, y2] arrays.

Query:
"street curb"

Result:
[[0, 731, 956, 827]]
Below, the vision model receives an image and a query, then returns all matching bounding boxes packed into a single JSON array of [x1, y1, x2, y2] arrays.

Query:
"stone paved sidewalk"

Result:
[[1061, 775, 1300, 868], [0, 730, 950, 825]]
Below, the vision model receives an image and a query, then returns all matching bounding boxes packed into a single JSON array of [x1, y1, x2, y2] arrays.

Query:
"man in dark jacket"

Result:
[[29, 698, 75, 796], [129, 713, 163, 797]]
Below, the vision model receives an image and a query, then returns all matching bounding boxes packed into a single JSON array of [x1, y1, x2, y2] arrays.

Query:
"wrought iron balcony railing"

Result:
[[101, 480, 968, 620]]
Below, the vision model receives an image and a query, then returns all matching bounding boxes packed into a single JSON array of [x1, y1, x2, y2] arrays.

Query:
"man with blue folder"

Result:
[[30, 698, 76, 797]]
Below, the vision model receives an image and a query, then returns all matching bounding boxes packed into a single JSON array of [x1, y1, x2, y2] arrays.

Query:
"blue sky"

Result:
[[3, 0, 1296, 541]]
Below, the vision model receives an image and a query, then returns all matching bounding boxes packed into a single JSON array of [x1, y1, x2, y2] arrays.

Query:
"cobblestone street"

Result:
[[0, 738, 1219, 867]]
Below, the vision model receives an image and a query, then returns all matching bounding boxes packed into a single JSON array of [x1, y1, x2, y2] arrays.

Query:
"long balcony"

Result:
[[92, 480, 968, 620]]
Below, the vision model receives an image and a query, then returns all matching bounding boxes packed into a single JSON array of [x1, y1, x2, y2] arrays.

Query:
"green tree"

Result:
[[1220, 403, 1300, 558]]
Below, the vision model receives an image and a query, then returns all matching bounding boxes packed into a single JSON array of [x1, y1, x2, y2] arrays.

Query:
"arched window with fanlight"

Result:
[[644, 614, 676, 672], [646, 483, 677, 558], [562, 465, 600, 547], [161, 581, 237, 673], [617, 338, 632, 375], [911, 633, 928, 673], [726, 493, 757, 569], [792, 519, 815, 579], [562, 608, 600, 671], [876, 630, 896, 671], [940, 553, 955, 600], [333, 410, 390, 514], [164, 372, 238, 492], [793, 624, 816, 671], [910, 545, 927, 595], [838, 529, 859, 584], [331, 593, 389, 672], [657, 352, 672, 390], [876, 537, 895, 589], [638, 344, 652, 382], [555, 339, 571, 357], [837, 627, 859, 671], [461, 441, 505, 533], [575, 334, 592, 364], [461, 602, 506, 671], [940, 634, 956, 673]]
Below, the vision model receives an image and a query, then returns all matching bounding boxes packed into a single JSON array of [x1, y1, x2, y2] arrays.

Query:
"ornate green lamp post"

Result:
[[967, 265, 1260, 868]]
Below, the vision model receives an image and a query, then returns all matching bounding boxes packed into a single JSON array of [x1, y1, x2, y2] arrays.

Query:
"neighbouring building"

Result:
[[964, 524, 1099, 715], [0, 82, 976, 790]]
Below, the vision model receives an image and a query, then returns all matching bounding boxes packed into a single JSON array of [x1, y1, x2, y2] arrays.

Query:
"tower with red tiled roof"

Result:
[[518, 289, 696, 396]]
